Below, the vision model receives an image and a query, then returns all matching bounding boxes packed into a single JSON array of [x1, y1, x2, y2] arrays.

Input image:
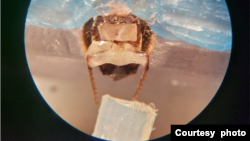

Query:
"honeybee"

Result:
[[82, 13, 155, 104]]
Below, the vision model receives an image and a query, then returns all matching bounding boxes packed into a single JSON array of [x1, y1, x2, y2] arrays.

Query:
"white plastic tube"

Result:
[[92, 94, 157, 141]]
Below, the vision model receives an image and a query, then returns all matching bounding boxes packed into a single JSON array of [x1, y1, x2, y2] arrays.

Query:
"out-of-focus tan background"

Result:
[[25, 25, 231, 139]]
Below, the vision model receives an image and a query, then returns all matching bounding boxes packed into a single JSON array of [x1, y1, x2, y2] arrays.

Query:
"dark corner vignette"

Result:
[[1, 0, 249, 141]]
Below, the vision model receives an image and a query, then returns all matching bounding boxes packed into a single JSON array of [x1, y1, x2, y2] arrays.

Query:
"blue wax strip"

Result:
[[26, 0, 232, 51]]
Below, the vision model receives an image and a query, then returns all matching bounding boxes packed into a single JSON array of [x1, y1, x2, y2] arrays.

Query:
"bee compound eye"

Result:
[[102, 69, 106, 73]]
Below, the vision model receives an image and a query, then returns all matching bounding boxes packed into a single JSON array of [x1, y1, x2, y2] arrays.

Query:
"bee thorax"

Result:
[[86, 49, 147, 68], [98, 23, 137, 42]]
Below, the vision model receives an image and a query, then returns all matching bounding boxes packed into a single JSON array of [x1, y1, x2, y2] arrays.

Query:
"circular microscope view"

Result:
[[25, 0, 232, 140]]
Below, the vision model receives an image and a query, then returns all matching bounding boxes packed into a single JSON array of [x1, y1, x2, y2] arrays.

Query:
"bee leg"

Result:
[[132, 53, 149, 100], [86, 55, 99, 105]]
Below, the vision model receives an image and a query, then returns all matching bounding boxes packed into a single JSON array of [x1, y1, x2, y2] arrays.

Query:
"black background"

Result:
[[1, 0, 249, 141], [171, 125, 250, 140]]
